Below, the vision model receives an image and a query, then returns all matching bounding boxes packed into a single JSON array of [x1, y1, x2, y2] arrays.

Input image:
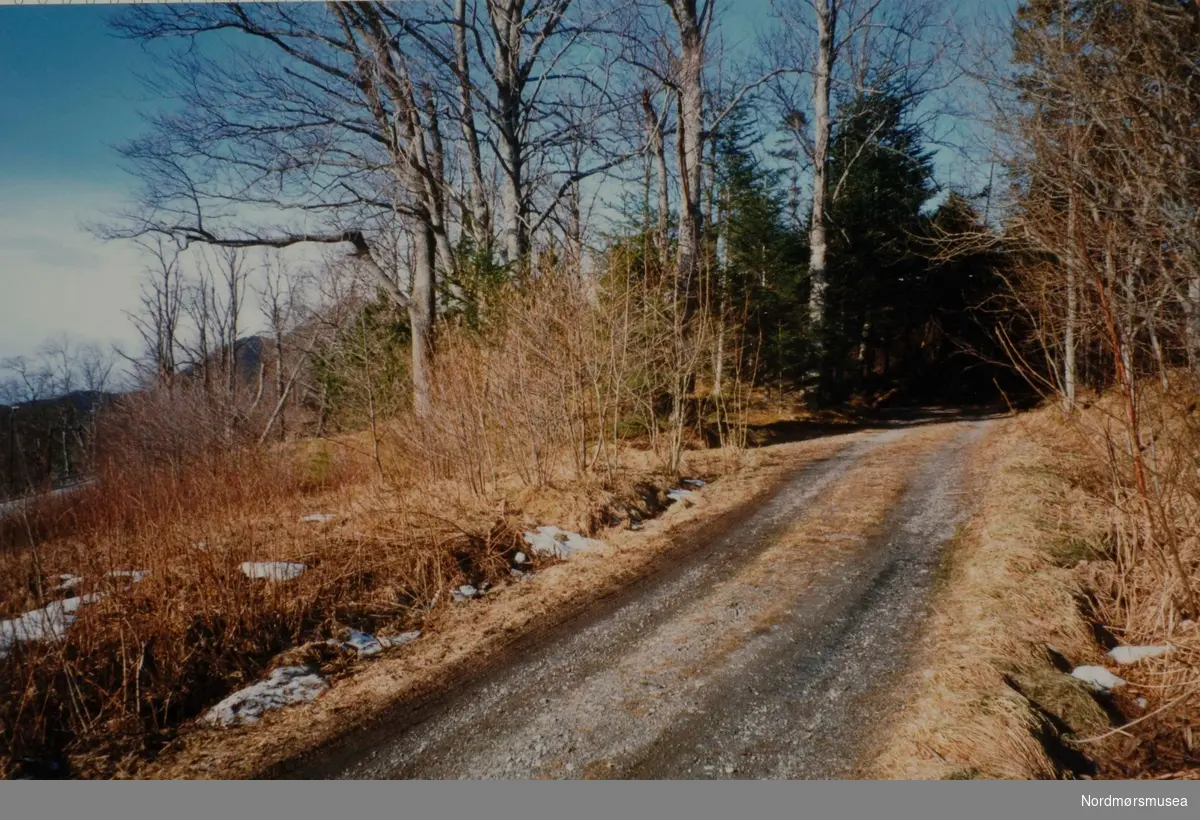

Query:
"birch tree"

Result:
[[770, 0, 959, 397], [106, 2, 453, 416]]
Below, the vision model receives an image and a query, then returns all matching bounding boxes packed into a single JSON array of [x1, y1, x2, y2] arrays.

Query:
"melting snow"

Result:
[[301, 513, 337, 523], [1108, 645, 1173, 664], [341, 629, 421, 657], [667, 489, 695, 503], [1071, 665, 1127, 692], [682, 478, 706, 488], [240, 562, 307, 582], [452, 585, 478, 602], [379, 630, 420, 648], [202, 666, 328, 727], [522, 526, 604, 559], [0, 593, 102, 659]]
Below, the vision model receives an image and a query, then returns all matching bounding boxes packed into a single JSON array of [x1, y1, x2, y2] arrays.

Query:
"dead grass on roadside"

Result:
[[136, 431, 859, 780], [0, 397, 740, 779], [873, 415, 1100, 779], [876, 401, 1200, 780]]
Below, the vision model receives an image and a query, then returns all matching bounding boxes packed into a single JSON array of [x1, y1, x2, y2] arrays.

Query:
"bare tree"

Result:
[[999, 0, 1200, 614], [123, 237, 184, 388], [257, 254, 307, 440], [104, 3, 452, 416]]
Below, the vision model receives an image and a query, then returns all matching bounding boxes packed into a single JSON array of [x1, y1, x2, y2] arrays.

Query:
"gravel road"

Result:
[[304, 417, 995, 780]]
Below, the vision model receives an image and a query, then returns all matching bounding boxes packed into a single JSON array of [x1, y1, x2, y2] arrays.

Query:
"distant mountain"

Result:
[[176, 334, 272, 385]]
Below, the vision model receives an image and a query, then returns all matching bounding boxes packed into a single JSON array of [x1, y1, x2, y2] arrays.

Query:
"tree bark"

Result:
[[410, 220, 437, 418], [1064, 187, 1078, 412], [490, 0, 528, 266], [1187, 277, 1200, 371], [807, 0, 836, 395], [669, 1, 705, 288], [642, 89, 672, 265], [455, 0, 493, 252]]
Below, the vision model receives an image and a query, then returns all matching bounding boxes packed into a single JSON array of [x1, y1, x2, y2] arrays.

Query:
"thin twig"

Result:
[[1072, 683, 1200, 745]]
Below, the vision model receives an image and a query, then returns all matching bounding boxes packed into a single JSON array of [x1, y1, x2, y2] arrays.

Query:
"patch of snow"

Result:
[[240, 561, 307, 582], [340, 629, 421, 657], [452, 585, 478, 603], [55, 574, 83, 591], [202, 666, 328, 727], [522, 526, 604, 559], [380, 630, 421, 648], [195, 540, 209, 551], [667, 489, 695, 503], [0, 593, 102, 659], [1108, 645, 1172, 664], [1136, 697, 1149, 709], [514, 551, 528, 565], [106, 570, 150, 584], [1071, 665, 1127, 692], [0, 479, 96, 520], [301, 513, 337, 523], [683, 478, 706, 488], [343, 629, 384, 656]]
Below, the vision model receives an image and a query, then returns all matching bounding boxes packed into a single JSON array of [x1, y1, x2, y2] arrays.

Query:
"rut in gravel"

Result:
[[309, 418, 995, 780]]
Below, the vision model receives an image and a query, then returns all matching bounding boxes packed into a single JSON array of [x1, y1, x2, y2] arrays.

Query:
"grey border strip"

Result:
[[2, 781, 1197, 820]]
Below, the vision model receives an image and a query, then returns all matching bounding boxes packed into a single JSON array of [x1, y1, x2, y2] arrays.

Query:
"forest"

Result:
[[2, 0, 1016, 496]]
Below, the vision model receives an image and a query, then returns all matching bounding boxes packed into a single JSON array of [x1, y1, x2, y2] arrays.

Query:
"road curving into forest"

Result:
[[300, 414, 997, 780]]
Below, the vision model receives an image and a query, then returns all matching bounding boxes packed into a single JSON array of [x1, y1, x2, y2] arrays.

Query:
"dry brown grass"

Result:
[[875, 398, 1200, 780], [0, 266, 727, 777], [872, 413, 1099, 779], [1041, 384, 1200, 780], [0, 411, 699, 778], [134, 430, 867, 780]]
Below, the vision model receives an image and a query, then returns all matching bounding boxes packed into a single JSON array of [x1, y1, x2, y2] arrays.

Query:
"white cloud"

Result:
[[0, 179, 341, 365], [0, 179, 143, 360]]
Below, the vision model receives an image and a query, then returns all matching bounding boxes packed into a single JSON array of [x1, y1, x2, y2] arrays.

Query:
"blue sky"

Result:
[[0, 5, 153, 361], [0, 1, 1008, 364]]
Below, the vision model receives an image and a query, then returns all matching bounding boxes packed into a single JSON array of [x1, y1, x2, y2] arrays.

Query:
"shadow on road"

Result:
[[741, 403, 1018, 448]]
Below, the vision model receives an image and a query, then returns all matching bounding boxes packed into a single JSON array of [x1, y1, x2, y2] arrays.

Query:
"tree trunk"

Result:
[[807, 0, 836, 396], [491, 1, 527, 267], [455, 0, 492, 252], [674, 14, 704, 288], [274, 331, 287, 440], [642, 89, 671, 266], [410, 220, 437, 418], [1187, 277, 1200, 372], [713, 225, 727, 396]]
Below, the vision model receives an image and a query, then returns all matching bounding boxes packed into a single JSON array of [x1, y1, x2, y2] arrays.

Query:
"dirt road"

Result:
[[304, 417, 996, 780]]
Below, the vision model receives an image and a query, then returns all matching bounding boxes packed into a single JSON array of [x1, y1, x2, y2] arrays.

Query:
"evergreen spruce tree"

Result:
[[824, 89, 937, 396], [711, 106, 807, 390]]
